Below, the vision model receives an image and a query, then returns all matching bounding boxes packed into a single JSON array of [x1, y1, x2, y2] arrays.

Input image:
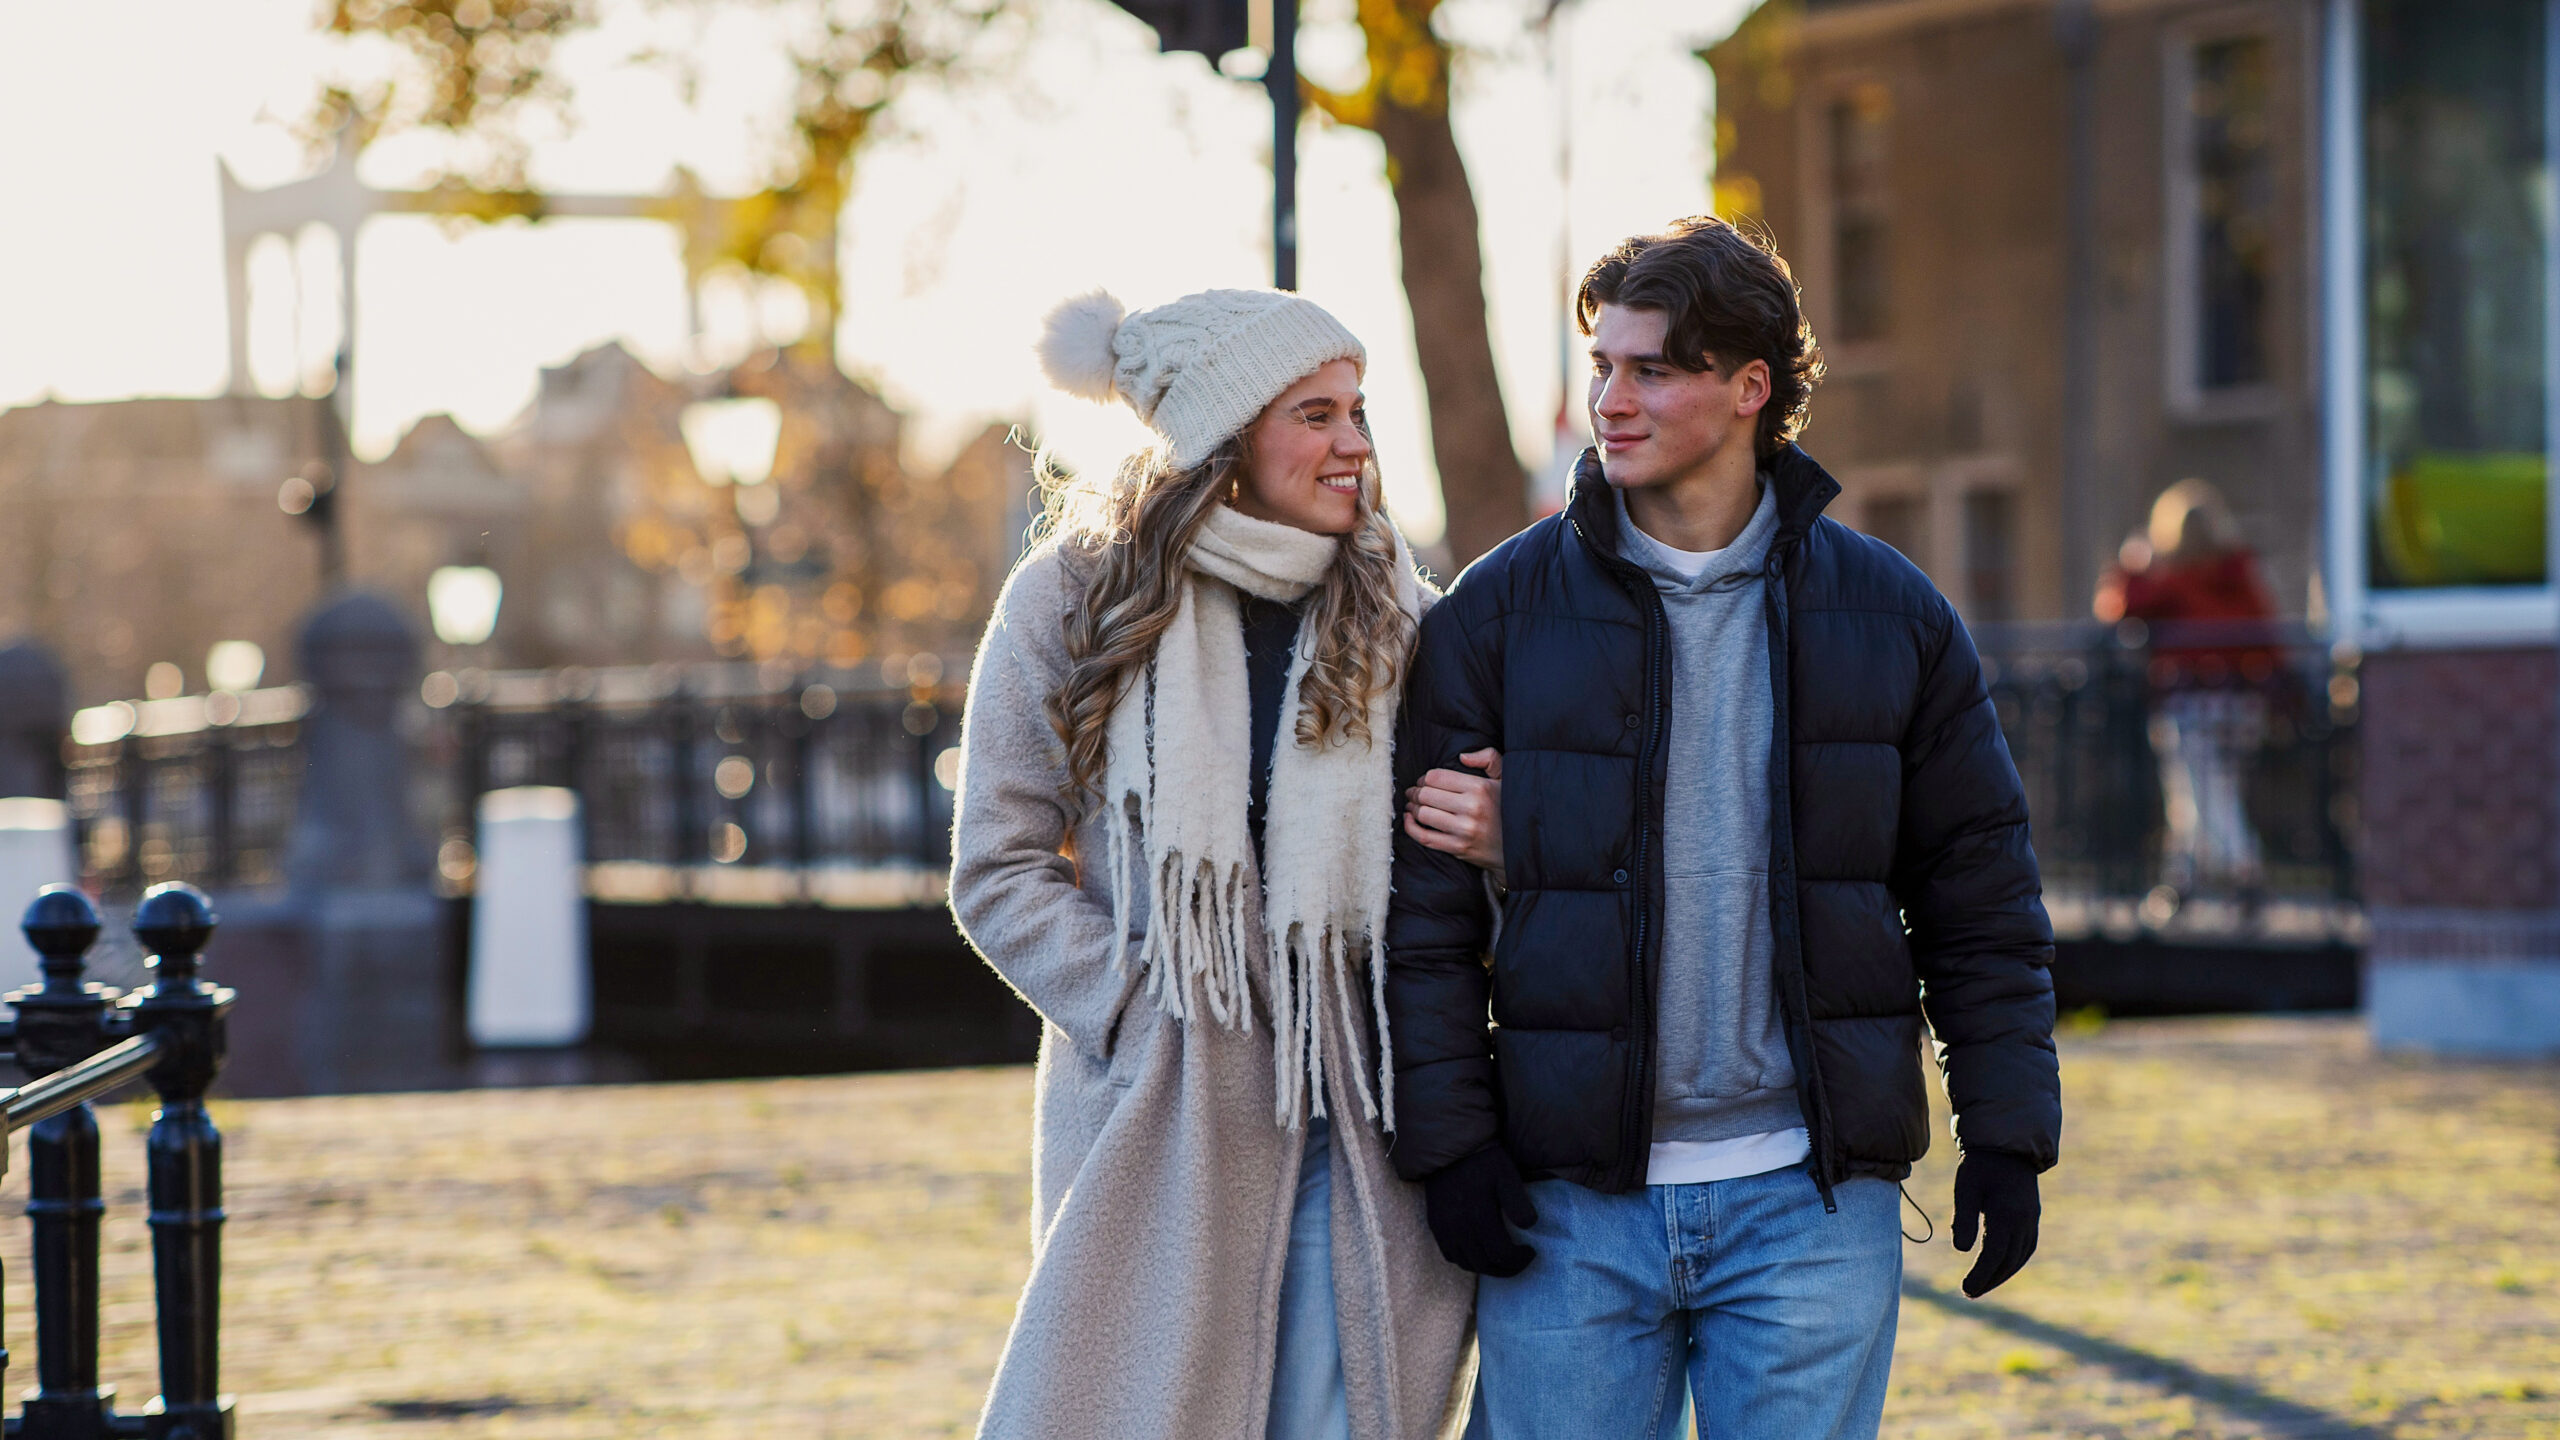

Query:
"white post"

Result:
[[0, 799, 78, 994], [2318, 0, 2364, 644], [467, 786, 589, 1049]]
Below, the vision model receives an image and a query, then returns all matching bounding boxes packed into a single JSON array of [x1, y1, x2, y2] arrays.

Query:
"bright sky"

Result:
[[0, 0, 1748, 544]]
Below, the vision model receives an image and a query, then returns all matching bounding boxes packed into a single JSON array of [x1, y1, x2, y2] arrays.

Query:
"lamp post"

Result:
[[428, 567, 504, 884], [279, 346, 354, 592], [277, 460, 342, 592], [677, 396, 788, 661], [1106, 0, 1296, 290], [1263, 0, 1298, 291]]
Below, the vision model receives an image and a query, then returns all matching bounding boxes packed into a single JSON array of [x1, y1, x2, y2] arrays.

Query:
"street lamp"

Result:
[[682, 397, 786, 528], [428, 566, 504, 647], [278, 459, 344, 590], [680, 398, 783, 489]]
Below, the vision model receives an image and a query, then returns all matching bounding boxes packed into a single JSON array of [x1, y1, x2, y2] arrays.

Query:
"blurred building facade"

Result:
[[1712, 0, 2560, 1046], [0, 344, 1030, 707], [1710, 0, 2325, 623], [0, 391, 341, 704]]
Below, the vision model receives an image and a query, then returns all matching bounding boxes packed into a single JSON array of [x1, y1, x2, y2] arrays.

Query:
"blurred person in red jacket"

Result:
[[2094, 479, 2279, 900]]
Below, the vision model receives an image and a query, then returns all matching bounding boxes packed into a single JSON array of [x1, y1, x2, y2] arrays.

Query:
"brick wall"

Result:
[[2360, 647, 2557, 911]]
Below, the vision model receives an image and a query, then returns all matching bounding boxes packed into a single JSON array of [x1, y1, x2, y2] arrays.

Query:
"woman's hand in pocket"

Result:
[[1403, 748, 1504, 879]]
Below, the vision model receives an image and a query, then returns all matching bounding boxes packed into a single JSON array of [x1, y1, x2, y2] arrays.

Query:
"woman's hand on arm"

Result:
[[1402, 748, 1504, 882]]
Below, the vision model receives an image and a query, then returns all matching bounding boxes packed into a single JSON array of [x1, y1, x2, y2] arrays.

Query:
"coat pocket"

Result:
[[1105, 999, 1165, 1090]]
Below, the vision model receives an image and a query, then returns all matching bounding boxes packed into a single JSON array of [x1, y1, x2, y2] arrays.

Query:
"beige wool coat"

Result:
[[948, 541, 1476, 1440]]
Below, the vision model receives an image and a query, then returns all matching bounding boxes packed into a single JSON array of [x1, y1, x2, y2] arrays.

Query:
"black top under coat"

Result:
[[1240, 592, 1305, 860]]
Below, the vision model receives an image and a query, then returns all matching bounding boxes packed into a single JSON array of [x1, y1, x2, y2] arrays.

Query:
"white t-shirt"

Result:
[[1624, 519, 1719, 581], [1644, 1127, 1812, 1186]]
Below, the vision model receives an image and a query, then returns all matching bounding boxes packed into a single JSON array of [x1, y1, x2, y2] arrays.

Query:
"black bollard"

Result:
[[126, 883, 234, 1440], [13, 885, 115, 1440]]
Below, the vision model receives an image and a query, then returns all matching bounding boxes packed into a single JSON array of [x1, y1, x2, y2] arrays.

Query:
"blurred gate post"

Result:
[[284, 593, 455, 1091], [0, 642, 67, 802]]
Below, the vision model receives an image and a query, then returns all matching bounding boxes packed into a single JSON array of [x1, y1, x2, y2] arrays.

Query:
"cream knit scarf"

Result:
[[1102, 503, 1428, 1130]]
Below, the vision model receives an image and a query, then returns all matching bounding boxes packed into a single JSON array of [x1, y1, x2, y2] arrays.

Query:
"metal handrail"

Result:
[[0, 1032, 161, 1147], [2, 883, 235, 1438]]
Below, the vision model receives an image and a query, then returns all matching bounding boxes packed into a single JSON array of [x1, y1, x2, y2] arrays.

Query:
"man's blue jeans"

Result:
[[1467, 1164, 1901, 1440]]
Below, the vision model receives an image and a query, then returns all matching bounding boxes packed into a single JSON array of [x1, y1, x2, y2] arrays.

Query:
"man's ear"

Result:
[[1732, 358, 1773, 420]]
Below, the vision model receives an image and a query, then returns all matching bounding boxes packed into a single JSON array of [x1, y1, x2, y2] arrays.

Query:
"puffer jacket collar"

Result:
[[1561, 443, 1843, 562]]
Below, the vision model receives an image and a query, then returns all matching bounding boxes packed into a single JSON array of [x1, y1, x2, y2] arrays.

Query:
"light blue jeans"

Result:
[[1267, 1114, 1350, 1440], [1467, 1164, 1901, 1440]]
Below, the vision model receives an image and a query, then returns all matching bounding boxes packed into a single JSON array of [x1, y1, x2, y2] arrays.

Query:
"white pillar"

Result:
[[224, 235, 254, 397], [0, 799, 78, 994], [467, 787, 589, 1048]]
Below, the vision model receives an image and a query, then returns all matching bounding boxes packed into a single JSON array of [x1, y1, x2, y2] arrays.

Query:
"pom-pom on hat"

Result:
[[1036, 287, 1366, 470]]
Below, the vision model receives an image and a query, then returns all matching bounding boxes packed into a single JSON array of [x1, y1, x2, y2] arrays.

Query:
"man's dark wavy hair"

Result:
[[1576, 216, 1825, 458]]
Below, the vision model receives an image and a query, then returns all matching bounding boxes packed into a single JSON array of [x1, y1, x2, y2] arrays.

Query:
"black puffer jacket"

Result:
[[1385, 446, 2059, 1198]]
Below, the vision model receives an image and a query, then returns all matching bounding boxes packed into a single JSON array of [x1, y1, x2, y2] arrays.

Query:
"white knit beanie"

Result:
[[1036, 288, 1366, 470]]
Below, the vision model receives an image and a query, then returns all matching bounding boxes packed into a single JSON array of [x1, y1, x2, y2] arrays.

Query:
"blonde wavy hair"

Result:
[[1037, 434, 1417, 810]]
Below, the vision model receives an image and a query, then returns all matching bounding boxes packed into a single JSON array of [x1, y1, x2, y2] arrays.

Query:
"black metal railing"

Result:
[[425, 661, 964, 898], [58, 661, 967, 908], [63, 690, 306, 903], [0, 882, 235, 1439], [1975, 619, 2360, 941], [60, 630, 2363, 942]]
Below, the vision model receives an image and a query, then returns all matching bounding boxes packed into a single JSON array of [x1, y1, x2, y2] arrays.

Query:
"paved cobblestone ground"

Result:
[[1, 1015, 2550, 1438]]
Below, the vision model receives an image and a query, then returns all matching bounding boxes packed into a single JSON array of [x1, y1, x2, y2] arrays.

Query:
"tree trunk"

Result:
[[1371, 98, 1529, 570]]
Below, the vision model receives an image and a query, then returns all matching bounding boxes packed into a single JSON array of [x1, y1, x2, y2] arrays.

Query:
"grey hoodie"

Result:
[[1613, 482, 1805, 1151]]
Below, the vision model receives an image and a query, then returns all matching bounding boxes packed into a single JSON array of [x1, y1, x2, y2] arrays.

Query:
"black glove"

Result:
[[1952, 1149, 2041, 1298], [1422, 1145, 1539, 1278]]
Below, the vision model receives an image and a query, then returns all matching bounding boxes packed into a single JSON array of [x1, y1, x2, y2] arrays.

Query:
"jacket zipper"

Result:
[[1764, 545, 1839, 1212]]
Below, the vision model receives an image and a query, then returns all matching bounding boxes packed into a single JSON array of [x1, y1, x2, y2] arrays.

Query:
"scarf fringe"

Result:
[[1106, 788, 1400, 1131], [1268, 921, 1396, 1131], [1105, 811, 1256, 1031]]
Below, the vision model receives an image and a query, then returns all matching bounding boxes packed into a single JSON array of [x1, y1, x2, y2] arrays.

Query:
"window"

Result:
[[1864, 494, 1927, 566], [2192, 36, 2275, 390], [2362, 0, 2546, 592], [2167, 29, 2278, 412], [1963, 490, 2017, 623], [1828, 86, 1892, 343]]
